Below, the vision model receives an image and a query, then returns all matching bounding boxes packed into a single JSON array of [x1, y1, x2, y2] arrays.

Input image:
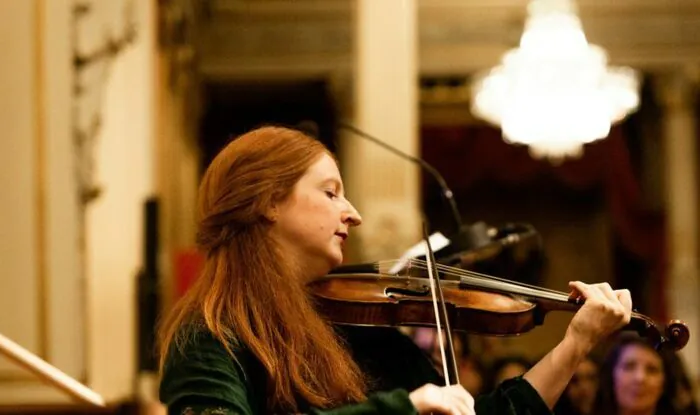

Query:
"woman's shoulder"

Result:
[[163, 324, 250, 376], [159, 325, 263, 413], [169, 325, 233, 357]]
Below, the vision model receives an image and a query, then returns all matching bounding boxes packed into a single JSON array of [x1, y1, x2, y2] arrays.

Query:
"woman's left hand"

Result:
[[565, 281, 633, 353]]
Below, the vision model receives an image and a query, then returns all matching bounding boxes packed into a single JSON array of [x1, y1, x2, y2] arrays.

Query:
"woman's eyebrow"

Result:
[[321, 177, 341, 187], [321, 178, 344, 192]]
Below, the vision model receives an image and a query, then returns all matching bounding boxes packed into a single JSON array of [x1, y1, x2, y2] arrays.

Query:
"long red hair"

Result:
[[157, 126, 367, 412]]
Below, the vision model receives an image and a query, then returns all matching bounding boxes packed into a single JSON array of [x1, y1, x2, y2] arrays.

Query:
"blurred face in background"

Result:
[[566, 358, 599, 415], [613, 344, 664, 414]]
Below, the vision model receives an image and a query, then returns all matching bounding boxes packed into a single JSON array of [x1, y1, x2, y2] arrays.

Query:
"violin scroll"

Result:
[[664, 319, 690, 351], [630, 315, 690, 351]]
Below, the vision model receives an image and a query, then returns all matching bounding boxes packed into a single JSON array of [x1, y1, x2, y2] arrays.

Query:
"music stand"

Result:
[[0, 332, 105, 407]]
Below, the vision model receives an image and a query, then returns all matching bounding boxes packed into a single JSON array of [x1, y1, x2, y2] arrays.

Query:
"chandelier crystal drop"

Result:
[[470, 0, 640, 161]]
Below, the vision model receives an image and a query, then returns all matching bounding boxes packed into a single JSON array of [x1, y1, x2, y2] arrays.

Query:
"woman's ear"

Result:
[[264, 206, 279, 223]]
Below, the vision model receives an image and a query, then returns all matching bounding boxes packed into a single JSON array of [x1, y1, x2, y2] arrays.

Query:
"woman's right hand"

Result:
[[408, 383, 475, 415]]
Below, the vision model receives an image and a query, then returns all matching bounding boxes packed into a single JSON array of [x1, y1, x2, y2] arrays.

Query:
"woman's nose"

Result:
[[632, 368, 648, 381], [342, 200, 362, 226]]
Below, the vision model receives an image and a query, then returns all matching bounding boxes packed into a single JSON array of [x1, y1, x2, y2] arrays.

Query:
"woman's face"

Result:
[[613, 344, 664, 413], [566, 359, 598, 415], [272, 153, 361, 277]]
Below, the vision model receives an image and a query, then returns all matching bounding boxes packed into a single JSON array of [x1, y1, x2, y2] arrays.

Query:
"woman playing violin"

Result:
[[157, 126, 634, 415]]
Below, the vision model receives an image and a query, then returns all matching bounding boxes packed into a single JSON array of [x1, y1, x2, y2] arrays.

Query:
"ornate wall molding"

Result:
[[72, 0, 138, 206], [157, 0, 202, 91]]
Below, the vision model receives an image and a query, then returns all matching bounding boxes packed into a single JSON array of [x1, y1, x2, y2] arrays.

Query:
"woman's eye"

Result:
[[645, 364, 662, 375], [325, 190, 337, 199]]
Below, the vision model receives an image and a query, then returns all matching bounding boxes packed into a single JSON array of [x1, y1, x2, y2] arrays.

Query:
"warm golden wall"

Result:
[[0, 0, 83, 404], [0, 0, 157, 405]]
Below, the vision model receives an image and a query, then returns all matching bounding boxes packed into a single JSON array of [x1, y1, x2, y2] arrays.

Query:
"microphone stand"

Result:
[[0, 332, 105, 407]]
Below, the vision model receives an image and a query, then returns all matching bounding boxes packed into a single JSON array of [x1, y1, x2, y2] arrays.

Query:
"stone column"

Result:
[[0, 0, 85, 404], [656, 68, 700, 385], [342, 0, 421, 263]]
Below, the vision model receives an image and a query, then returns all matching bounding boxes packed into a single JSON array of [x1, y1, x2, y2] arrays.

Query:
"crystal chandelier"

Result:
[[470, 0, 640, 161]]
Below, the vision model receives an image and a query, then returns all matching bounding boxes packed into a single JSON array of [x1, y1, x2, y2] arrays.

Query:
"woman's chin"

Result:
[[305, 255, 342, 279], [326, 252, 344, 271]]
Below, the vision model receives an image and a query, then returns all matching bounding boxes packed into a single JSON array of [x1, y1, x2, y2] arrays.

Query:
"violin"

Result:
[[310, 259, 690, 352]]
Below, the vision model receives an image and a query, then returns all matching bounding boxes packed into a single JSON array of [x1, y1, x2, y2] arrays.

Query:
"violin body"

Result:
[[312, 273, 563, 336], [309, 273, 690, 351]]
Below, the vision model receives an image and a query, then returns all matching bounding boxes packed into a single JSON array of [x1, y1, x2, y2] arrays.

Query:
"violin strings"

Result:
[[378, 259, 567, 295], [367, 261, 656, 333], [396, 261, 646, 317], [376, 259, 571, 302], [414, 260, 571, 301], [412, 264, 569, 302], [415, 259, 568, 296], [379, 258, 566, 296]]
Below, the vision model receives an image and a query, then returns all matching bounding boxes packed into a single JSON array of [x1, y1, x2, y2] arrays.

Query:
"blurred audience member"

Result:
[[594, 334, 682, 415], [668, 352, 699, 415], [554, 356, 599, 415]]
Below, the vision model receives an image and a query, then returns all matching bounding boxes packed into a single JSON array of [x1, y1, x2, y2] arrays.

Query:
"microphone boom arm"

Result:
[[338, 122, 463, 231]]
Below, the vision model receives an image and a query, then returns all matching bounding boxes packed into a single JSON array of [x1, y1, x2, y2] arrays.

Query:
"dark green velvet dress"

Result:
[[159, 325, 552, 415]]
